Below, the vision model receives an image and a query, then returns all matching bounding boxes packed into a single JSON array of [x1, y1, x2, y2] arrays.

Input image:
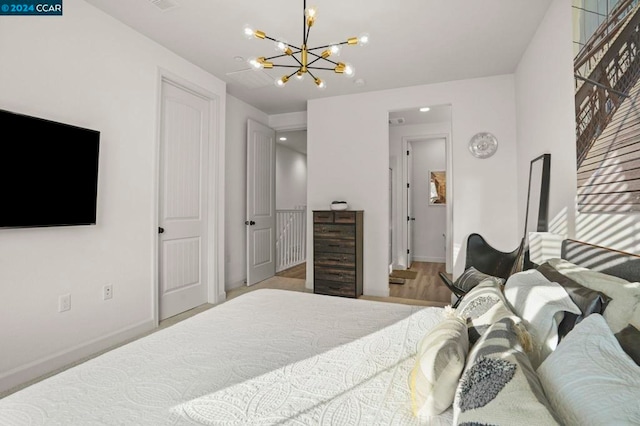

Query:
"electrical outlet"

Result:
[[103, 284, 113, 300], [58, 294, 71, 312]]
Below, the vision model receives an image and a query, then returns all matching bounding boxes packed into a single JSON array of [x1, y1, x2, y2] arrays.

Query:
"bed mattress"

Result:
[[0, 289, 450, 425]]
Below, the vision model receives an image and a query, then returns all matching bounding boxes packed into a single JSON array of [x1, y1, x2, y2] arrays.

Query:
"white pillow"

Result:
[[547, 258, 640, 333], [537, 314, 640, 425], [504, 269, 580, 368], [410, 313, 469, 417]]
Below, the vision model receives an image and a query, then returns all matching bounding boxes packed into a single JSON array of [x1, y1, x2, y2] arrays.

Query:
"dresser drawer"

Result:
[[314, 238, 355, 254], [314, 224, 355, 239], [313, 211, 334, 223], [314, 266, 356, 283], [333, 211, 356, 223], [314, 280, 356, 298], [314, 252, 356, 268]]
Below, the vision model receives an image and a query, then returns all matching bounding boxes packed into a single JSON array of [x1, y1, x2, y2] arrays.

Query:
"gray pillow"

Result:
[[615, 324, 640, 366], [453, 266, 504, 293], [537, 262, 611, 340]]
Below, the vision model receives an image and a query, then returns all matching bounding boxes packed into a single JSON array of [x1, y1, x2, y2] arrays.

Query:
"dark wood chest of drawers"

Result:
[[313, 210, 363, 298]]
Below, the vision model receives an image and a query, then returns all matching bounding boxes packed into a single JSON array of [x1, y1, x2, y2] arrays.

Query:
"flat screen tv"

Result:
[[0, 109, 100, 228]]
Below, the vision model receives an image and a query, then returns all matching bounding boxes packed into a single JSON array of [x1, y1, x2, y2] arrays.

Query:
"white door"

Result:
[[158, 80, 210, 320], [246, 119, 276, 286], [407, 143, 414, 268]]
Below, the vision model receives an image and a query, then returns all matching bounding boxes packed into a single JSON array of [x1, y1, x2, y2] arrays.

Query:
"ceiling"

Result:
[[84, 0, 553, 115], [276, 130, 307, 154], [389, 104, 451, 127]]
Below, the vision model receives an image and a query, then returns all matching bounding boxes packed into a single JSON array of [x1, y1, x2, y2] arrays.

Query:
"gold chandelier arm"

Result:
[[307, 51, 340, 66], [264, 50, 302, 62], [306, 66, 337, 71], [306, 41, 349, 52]]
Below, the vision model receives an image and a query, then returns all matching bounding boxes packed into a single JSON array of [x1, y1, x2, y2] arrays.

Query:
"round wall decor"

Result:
[[468, 132, 498, 159]]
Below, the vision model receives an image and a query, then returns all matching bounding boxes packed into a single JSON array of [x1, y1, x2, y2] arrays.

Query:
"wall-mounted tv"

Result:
[[0, 109, 100, 228]]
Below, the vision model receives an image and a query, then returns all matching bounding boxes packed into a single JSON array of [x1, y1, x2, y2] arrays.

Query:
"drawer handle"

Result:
[[329, 286, 342, 290], [329, 273, 344, 278], [328, 244, 340, 248]]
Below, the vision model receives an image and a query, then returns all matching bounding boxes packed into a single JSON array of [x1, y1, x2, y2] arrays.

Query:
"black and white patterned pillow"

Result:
[[453, 318, 560, 425], [456, 278, 505, 320]]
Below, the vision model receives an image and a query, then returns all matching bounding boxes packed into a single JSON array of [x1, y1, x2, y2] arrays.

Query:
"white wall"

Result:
[[411, 139, 447, 262], [276, 144, 307, 210], [389, 122, 451, 269], [225, 95, 269, 290], [0, 1, 226, 393], [515, 0, 640, 254], [307, 75, 520, 297]]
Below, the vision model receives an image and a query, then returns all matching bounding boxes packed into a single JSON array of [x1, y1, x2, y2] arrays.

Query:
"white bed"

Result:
[[0, 289, 450, 425]]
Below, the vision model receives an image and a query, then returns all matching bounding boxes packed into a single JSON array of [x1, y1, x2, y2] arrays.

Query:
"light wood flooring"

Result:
[[267, 260, 453, 307], [389, 261, 453, 304]]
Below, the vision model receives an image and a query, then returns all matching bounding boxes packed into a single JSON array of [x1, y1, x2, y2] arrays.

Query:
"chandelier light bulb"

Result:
[[243, 25, 255, 39], [305, 6, 317, 18], [358, 33, 370, 46], [275, 76, 289, 87], [343, 63, 355, 78], [329, 44, 341, 56], [315, 78, 326, 90], [275, 40, 288, 52], [295, 70, 305, 81], [248, 57, 262, 69]]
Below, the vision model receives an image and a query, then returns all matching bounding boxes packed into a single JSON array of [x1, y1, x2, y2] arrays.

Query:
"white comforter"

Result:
[[0, 289, 450, 425]]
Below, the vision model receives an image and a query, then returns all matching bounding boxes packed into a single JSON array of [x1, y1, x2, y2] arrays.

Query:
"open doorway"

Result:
[[274, 129, 307, 280], [387, 105, 453, 304]]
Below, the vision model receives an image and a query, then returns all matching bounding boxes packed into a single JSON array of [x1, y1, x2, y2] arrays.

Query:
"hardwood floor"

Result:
[[275, 262, 306, 279], [389, 261, 453, 304], [269, 260, 453, 306]]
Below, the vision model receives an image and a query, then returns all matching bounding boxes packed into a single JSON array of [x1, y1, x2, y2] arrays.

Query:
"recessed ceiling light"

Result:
[[354, 78, 366, 87], [234, 56, 245, 62], [279, 137, 287, 141], [419, 107, 430, 112]]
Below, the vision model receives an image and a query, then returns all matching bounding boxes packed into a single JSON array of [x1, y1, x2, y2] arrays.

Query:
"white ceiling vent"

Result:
[[148, 0, 179, 12], [226, 68, 275, 89], [389, 117, 405, 125]]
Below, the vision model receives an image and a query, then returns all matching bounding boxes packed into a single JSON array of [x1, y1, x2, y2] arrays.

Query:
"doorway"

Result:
[[274, 129, 308, 276], [245, 124, 308, 286], [387, 105, 453, 304]]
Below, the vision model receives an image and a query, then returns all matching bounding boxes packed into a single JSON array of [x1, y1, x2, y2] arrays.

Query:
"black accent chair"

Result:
[[439, 233, 524, 307]]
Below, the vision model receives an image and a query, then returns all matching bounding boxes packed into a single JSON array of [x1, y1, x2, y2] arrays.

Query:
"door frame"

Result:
[[401, 133, 453, 273], [153, 68, 226, 326]]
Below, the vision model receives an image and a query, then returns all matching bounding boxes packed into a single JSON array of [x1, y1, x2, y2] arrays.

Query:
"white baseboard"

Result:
[[0, 319, 155, 394], [412, 256, 446, 263]]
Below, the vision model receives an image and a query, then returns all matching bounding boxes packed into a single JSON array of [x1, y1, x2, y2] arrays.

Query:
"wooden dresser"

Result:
[[313, 210, 363, 298]]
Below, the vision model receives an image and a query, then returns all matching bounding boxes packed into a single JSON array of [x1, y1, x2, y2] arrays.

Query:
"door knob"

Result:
[[158, 227, 165, 234], [245, 220, 256, 226]]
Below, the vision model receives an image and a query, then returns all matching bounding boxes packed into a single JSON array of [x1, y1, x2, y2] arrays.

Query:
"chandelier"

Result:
[[243, 0, 369, 89]]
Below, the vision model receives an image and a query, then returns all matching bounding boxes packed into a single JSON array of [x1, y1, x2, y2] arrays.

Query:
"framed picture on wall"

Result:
[[429, 171, 446, 205]]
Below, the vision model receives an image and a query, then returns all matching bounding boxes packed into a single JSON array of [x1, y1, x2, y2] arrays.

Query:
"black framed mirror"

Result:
[[524, 154, 551, 236], [523, 153, 551, 263]]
